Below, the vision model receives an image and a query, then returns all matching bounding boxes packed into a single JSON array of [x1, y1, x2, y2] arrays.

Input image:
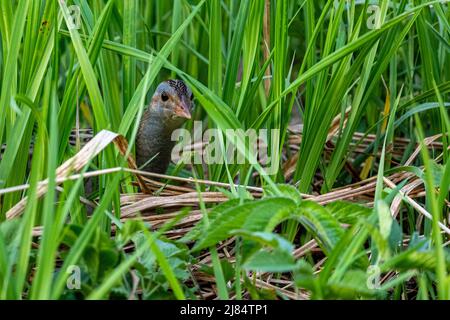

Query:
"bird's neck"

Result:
[[136, 107, 179, 173], [144, 110, 174, 140]]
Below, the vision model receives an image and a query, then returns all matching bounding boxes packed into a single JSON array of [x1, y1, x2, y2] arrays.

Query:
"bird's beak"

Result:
[[174, 102, 191, 119]]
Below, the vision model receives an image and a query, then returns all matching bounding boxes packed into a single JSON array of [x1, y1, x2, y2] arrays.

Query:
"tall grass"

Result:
[[0, 0, 449, 300]]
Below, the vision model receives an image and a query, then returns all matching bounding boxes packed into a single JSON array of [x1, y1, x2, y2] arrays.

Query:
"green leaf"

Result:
[[376, 200, 393, 241], [192, 198, 296, 251], [382, 246, 450, 273], [326, 201, 372, 225], [231, 230, 294, 254], [0, 0, 30, 145], [265, 184, 303, 205], [328, 270, 380, 299], [294, 260, 317, 293], [295, 201, 345, 254], [199, 259, 235, 283], [118, 0, 207, 137], [243, 249, 297, 273], [58, 0, 110, 131], [181, 198, 243, 243]]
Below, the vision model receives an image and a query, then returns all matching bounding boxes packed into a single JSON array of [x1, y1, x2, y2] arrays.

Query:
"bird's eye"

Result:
[[161, 92, 169, 102]]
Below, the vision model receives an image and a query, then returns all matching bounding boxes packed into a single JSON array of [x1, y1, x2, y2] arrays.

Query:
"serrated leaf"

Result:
[[294, 201, 345, 254], [327, 269, 380, 299], [199, 259, 235, 283], [384, 249, 450, 272], [326, 201, 372, 224], [231, 230, 294, 254], [243, 249, 296, 272], [265, 184, 302, 205], [294, 260, 317, 292], [181, 198, 242, 243], [192, 197, 296, 251]]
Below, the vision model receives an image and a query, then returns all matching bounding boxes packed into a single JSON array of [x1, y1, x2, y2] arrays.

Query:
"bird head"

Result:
[[149, 79, 194, 128]]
